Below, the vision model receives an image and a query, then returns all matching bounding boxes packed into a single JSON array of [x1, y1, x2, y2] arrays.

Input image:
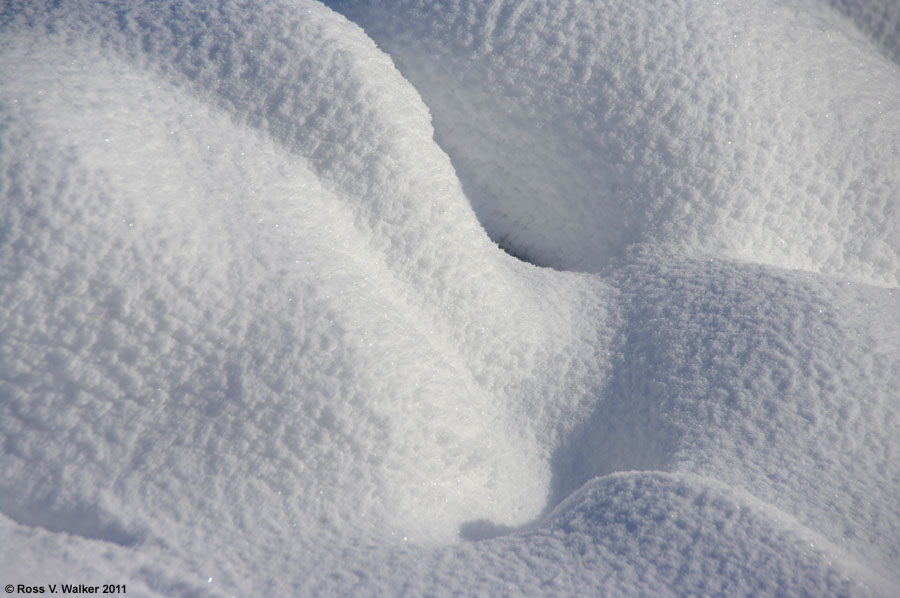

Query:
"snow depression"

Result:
[[1, 0, 899, 596]]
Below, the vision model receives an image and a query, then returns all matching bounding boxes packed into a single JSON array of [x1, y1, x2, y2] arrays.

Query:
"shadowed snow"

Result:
[[2, 1, 899, 596]]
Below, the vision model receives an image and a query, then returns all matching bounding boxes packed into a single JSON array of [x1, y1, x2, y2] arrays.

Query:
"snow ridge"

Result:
[[330, 0, 900, 286], [2, 0, 899, 596]]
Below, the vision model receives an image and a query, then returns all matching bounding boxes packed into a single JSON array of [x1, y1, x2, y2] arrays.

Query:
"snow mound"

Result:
[[1, 0, 596, 547], [2, 0, 899, 596], [300, 472, 894, 597], [557, 250, 900, 576], [330, 0, 900, 286]]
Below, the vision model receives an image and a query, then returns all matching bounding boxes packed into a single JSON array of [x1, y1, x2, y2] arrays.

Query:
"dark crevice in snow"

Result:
[[458, 519, 513, 541], [494, 234, 547, 269], [0, 503, 143, 548]]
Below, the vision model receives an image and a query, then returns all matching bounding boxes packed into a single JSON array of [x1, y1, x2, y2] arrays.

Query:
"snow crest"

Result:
[[2, 0, 899, 596], [332, 0, 900, 286]]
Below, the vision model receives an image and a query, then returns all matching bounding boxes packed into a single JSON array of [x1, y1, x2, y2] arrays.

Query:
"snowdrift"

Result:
[[2, 0, 898, 596]]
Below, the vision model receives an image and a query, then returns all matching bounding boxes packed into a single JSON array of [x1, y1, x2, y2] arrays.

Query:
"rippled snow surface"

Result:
[[2, 1, 899, 596]]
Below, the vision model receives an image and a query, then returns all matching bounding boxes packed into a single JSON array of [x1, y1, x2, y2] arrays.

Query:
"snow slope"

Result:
[[827, 0, 900, 65], [1, 0, 898, 596], [330, 0, 900, 284]]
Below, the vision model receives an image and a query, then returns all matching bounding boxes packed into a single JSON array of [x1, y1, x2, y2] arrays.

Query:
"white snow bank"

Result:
[[0, 1, 599, 548], [330, 0, 900, 286], [2, 0, 899, 596], [826, 0, 900, 65]]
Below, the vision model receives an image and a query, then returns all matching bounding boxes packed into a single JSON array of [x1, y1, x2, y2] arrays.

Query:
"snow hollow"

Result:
[[2, 1, 899, 596]]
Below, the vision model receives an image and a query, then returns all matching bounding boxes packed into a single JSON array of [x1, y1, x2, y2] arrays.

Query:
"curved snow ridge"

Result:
[[541, 249, 900, 579], [613, 251, 900, 570], [316, 472, 894, 597], [536, 472, 894, 598], [2, 0, 900, 596], [329, 0, 900, 287], [3, 0, 479, 280], [0, 0, 611, 548], [825, 0, 900, 66]]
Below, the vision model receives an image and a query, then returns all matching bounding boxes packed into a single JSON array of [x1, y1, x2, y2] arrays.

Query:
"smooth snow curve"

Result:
[[826, 0, 900, 65], [1, 1, 899, 597], [331, 0, 900, 285]]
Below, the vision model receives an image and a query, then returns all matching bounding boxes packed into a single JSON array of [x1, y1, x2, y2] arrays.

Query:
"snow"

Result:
[[1, 0, 898, 596], [331, 0, 900, 284]]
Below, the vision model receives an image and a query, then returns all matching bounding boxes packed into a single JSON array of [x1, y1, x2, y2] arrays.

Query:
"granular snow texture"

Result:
[[1, 1, 898, 596]]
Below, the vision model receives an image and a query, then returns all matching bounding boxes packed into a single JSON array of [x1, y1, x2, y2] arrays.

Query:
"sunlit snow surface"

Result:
[[1, 1, 899, 596]]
